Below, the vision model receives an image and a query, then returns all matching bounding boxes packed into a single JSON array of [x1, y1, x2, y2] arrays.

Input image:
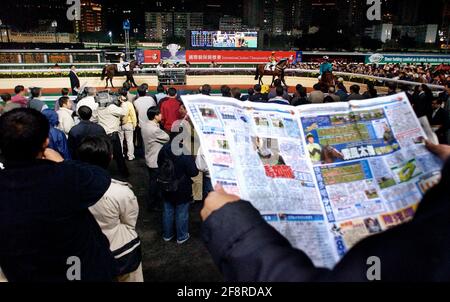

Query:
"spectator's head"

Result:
[[254, 84, 262, 93], [350, 85, 360, 94], [324, 96, 335, 103], [432, 98, 443, 110], [122, 82, 131, 92], [273, 79, 282, 87], [328, 86, 336, 94], [61, 88, 69, 96], [76, 136, 112, 170], [14, 85, 25, 96], [232, 87, 241, 100], [367, 83, 375, 91], [167, 87, 177, 97], [30, 87, 42, 99], [147, 106, 162, 123], [70, 65, 76, 70], [157, 84, 165, 93], [275, 85, 284, 97], [78, 106, 93, 121], [118, 87, 128, 97], [247, 88, 255, 96], [1, 93, 11, 103], [337, 82, 347, 93], [179, 103, 187, 119], [137, 84, 148, 97], [221, 85, 231, 97], [296, 84, 304, 94], [87, 87, 96, 96], [58, 96, 71, 109], [42, 109, 59, 128], [0, 108, 50, 161], [201, 84, 211, 95], [313, 83, 321, 91]]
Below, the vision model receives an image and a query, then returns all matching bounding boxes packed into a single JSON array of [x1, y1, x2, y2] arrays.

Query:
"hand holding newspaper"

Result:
[[182, 92, 443, 268]]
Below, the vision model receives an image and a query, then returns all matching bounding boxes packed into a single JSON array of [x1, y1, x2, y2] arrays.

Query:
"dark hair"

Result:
[[299, 87, 307, 98], [432, 98, 443, 105], [1, 93, 11, 102], [247, 88, 255, 96], [147, 106, 160, 121], [275, 85, 284, 97], [350, 85, 360, 94], [201, 84, 211, 95], [254, 84, 262, 92], [70, 65, 75, 69], [324, 96, 335, 103], [122, 82, 131, 91], [0, 108, 50, 161], [118, 88, 128, 97], [295, 84, 303, 93], [231, 87, 241, 100], [30, 87, 41, 99], [337, 82, 347, 93], [221, 85, 231, 97], [157, 84, 165, 93], [313, 83, 321, 91], [137, 84, 148, 97], [14, 85, 25, 94], [76, 136, 112, 169], [58, 96, 70, 108], [61, 88, 69, 96], [167, 87, 177, 97], [387, 83, 396, 91], [273, 79, 282, 87], [78, 106, 92, 121]]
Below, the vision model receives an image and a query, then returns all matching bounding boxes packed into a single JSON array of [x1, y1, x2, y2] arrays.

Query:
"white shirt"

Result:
[[97, 103, 127, 135], [155, 93, 167, 104], [57, 107, 75, 136], [76, 96, 99, 122], [134, 96, 156, 126]]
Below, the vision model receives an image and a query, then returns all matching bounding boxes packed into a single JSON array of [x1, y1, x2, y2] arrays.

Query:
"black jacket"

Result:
[[429, 108, 449, 144], [0, 159, 116, 281], [157, 143, 199, 204], [69, 70, 80, 91], [202, 160, 450, 282], [68, 121, 107, 158]]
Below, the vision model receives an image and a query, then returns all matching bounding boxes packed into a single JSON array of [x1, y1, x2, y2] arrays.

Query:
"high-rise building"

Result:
[[396, 0, 420, 25], [294, 0, 313, 30], [310, 0, 338, 28], [219, 16, 243, 31], [243, 0, 264, 28], [272, 0, 285, 35], [145, 12, 203, 42], [75, 0, 104, 34]]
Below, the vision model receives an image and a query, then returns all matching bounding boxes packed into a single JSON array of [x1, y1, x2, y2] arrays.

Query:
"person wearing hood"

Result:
[[42, 109, 71, 160]]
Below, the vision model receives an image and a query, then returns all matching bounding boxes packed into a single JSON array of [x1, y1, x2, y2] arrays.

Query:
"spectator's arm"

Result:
[[156, 128, 170, 144], [118, 187, 139, 228], [183, 155, 199, 178], [202, 201, 329, 281], [110, 104, 126, 117]]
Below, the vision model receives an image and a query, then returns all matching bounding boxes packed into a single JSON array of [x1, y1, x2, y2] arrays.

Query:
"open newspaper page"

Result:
[[182, 92, 442, 269], [298, 92, 442, 262], [182, 95, 336, 268]]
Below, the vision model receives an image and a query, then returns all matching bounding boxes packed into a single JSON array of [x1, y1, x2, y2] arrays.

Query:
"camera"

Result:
[[95, 90, 122, 108]]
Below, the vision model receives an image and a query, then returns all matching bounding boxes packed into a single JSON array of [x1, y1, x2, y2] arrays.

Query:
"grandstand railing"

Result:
[[0, 67, 446, 90]]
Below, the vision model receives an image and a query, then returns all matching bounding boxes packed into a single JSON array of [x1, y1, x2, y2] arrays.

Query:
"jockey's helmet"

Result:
[[323, 56, 329, 60]]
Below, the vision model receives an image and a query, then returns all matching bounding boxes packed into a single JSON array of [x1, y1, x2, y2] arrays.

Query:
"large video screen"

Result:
[[190, 31, 258, 48]]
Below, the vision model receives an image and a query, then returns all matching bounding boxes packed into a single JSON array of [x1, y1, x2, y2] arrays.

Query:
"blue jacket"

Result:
[[320, 62, 333, 75], [68, 121, 107, 158], [202, 159, 450, 281], [42, 109, 71, 160]]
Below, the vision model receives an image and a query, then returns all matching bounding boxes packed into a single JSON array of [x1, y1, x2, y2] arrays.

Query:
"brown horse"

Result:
[[320, 71, 335, 88], [255, 58, 289, 87], [101, 60, 140, 88], [321, 145, 344, 164]]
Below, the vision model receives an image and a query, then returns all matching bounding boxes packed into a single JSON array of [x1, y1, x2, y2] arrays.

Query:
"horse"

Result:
[[320, 71, 335, 89], [101, 60, 141, 88], [255, 58, 290, 87], [321, 145, 344, 164]]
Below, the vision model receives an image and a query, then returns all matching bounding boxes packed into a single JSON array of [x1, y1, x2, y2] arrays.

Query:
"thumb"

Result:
[[214, 183, 226, 194]]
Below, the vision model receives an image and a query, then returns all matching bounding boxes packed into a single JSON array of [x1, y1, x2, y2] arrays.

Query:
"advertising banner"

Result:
[[185, 50, 298, 64], [365, 53, 450, 65], [142, 50, 161, 64]]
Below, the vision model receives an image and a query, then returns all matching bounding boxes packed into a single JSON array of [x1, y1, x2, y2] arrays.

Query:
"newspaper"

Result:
[[182, 92, 443, 268]]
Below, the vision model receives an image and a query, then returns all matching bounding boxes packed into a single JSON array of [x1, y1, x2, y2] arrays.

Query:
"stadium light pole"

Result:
[[0, 20, 3, 43], [51, 20, 58, 43]]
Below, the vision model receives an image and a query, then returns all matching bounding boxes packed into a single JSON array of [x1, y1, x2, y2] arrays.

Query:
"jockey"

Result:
[[320, 56, 333, 75], [266, 51, 277, 71], [119, 53, 130, 72]]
